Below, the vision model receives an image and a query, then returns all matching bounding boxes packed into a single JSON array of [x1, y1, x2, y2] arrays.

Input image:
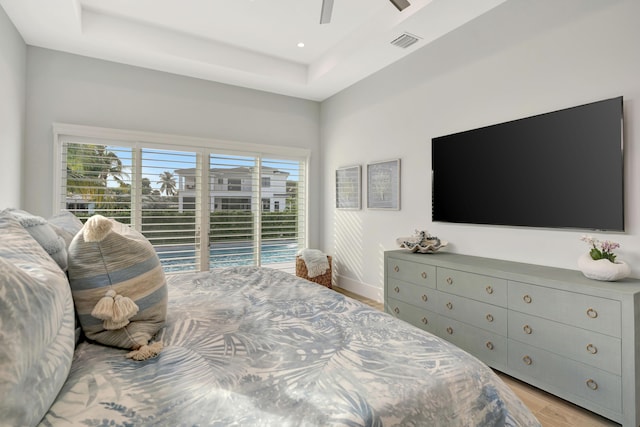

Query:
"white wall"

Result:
[[0, 5, 26, 209], [321, 0, 640, 301], [24, 47, 322, 245]]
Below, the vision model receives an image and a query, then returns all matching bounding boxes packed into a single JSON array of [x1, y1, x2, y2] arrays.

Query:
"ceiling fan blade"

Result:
[[320, 0, 334, 24], [390, 0, 411, 11]]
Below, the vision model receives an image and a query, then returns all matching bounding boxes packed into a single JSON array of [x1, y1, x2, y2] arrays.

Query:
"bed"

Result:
[[39, 266, 540, 426]]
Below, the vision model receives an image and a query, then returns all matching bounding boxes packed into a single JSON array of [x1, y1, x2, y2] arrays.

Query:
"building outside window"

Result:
[[175, 166, 289, 213]]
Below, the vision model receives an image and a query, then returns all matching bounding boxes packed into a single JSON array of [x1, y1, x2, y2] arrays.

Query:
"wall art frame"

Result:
[[335, 165, 362, 210], [367, 159, 400, 210]]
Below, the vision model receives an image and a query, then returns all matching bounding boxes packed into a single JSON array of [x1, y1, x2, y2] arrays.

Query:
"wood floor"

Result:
[[334, 287, 619, 427]]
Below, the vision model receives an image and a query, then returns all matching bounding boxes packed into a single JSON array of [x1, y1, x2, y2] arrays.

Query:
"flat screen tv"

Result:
[[431, 96, 624, 231]]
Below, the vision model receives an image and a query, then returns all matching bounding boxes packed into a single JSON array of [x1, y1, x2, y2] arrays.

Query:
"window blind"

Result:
[[209, 153, 258, 268], [57, 130, 307, 275], [140, 148, 199, 273], [61, 142, 133, 221], [261, 157, 306, 274]]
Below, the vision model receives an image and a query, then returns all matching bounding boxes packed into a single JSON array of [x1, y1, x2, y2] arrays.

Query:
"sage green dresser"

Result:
[[384, 250, 640, 427]]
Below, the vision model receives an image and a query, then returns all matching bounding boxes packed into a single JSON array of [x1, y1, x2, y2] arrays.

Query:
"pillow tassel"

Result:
[[102, 317, 130, 330], [83, 214, 113, 242], [126, 341, 163, 361], [112, 294, 139, 323], [91, 289, 117, 320]]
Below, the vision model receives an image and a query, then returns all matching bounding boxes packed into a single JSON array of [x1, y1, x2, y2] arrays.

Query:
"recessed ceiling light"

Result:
[[297, 42, 305, 48]]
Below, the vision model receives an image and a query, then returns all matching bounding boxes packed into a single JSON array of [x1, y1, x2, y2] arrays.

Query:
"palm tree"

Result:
[[66, 143, 130, 210], [158, 171, 177, 196], [98, 148, 127, 186], [66, 144, 129, 188]]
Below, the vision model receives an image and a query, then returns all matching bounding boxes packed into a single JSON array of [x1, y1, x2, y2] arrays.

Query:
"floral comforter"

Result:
[[40, 266, 540, 426]]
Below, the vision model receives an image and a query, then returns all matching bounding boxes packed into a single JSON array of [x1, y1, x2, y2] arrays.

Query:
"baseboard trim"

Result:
[[335, 274, 383, 303]]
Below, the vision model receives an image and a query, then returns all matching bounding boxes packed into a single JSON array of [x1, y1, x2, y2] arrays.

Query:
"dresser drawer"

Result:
[[508, 311, 621, 375], [508, 281, 621, 338], [508, 340, 621, 414], [386, 297, 439, 335], [387, 258, 436, 288], [436, 292, 507, 336], [437, 316, 507, 369], [436, 268, 507, 307], [387, 278, 439, 311]]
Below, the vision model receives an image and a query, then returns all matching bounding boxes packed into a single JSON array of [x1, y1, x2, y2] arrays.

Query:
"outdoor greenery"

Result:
[[74, 210, 297, 244], [157, 171, 177, 196], [66, 144, 129, 209]]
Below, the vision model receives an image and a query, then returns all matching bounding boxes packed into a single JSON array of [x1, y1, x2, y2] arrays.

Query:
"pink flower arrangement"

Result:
[[581, 235, 620, 263]]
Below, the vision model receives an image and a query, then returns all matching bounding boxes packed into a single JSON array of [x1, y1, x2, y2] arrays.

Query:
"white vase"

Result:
[[577, 253, 631, 281]]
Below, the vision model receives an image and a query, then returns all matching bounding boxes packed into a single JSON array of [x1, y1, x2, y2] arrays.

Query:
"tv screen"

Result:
[[432, 96, 624, 231]]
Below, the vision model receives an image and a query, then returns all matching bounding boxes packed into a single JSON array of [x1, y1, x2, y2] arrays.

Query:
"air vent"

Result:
[[390, 32, 421, 49]]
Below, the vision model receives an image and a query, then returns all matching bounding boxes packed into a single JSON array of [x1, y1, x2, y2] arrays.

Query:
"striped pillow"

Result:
[[68, 215, 167, 360]]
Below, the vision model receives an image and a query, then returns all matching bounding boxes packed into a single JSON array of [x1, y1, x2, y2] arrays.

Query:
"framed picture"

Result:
[[335, 165, 361, 209], [367, 159, 400, 210]]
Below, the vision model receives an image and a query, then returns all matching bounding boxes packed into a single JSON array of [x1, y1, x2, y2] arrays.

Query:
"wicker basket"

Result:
[[296, 255, 332, 289]]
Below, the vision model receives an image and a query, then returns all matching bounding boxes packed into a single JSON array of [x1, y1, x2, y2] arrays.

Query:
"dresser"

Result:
[[384, 250, 640, 427]]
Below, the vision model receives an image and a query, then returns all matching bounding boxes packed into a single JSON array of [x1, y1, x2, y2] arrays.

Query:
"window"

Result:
[[54, 124, 308, 275], [262, 177, 271, 188], [227, 178, 241, 191]]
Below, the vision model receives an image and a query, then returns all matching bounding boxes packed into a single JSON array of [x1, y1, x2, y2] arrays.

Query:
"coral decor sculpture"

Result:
[[397, 230, 447, 253]]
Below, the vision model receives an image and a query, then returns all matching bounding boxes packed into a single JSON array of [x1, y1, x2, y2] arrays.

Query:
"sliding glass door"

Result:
[[57, 130, 307, 274]]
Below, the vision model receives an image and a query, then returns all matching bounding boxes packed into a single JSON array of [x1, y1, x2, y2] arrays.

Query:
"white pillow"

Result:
[[3, 208, 68, 271], [0, 213, 75, 426]]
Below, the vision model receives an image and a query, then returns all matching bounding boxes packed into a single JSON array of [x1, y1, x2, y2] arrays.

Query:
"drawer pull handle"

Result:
[[586, 308, 598, 319], [522, 355, 533, 365], [586, 379, 598, 391], [421, 294, 428, 302], [523, 325, 533, 334], [446, 327, 454, 335], [446, 277, 453, 285], [421, 317, 428, 325], [586, 344, 598, 354], [393, 307, 400, 314], [523, 294, 532, 304], [394, 265, 399, 273], [486, 341, 494, 350], [421, 272, 427, 279], [486, 314, 494, 322], [485, 285, 493, 294], [394, 286, 400, 293], [446, 302, 453, 310]]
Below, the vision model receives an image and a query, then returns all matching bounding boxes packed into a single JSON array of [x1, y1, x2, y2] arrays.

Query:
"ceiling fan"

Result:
[[320, 0, 411, 24]]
